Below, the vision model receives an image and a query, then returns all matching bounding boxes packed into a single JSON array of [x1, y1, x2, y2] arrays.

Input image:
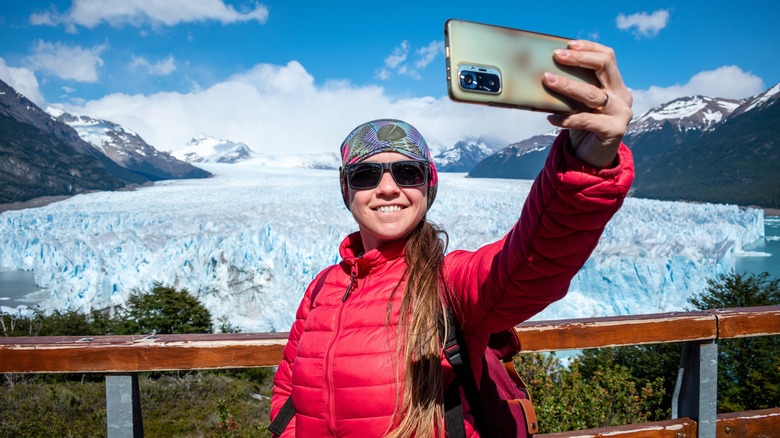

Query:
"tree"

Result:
[[579, 272, 780, 415], [579, 343, 679, 419], [117, 284, 213, 335], [689, 271, 779, 309], [688, 272, 780, 412], [514, 352, 664, 432]]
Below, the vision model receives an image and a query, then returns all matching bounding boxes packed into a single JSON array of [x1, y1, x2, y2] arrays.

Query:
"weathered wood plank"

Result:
[[716, 408, 780, 437], [515, 312, 715, 352], [0, 333, 289, 373], [535, 417, 697, 437], [712, 306, 780, 340], [2, 306, 778, 372]]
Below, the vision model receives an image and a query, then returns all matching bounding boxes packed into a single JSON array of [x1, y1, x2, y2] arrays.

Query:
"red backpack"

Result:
[[442, 308, 539, 437]]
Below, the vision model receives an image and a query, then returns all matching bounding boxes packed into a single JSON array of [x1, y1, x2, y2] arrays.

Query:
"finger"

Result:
[[543, 72, 608, 110], [567, 39, 614, 55], [553, 48, 621, 87], [553, 42, 628, 94], [547, 113, 623, 144], [554, 51, 632, 108]]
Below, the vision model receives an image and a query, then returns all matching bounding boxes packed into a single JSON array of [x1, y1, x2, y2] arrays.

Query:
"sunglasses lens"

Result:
[[392, 162, 427, 187], [348, 164, 383, 189], [347, 161, 428, 190]]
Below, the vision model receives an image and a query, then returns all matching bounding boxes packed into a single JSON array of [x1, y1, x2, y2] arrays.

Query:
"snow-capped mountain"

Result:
[[51, 110, 210, 181], [469, 130, 559, 179], [627, 95, 742, 137], [175, 135, 342, 169], [0, 78, 154, 205], [175, 135, 256, 164], [464, 83, 780, 208], [630, 82, 780, 207], [729, 82, 780, 117], [433, 136, 505, 172]]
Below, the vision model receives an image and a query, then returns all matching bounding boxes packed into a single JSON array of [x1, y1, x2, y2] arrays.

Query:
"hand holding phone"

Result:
[[444, 19, 601, 114]]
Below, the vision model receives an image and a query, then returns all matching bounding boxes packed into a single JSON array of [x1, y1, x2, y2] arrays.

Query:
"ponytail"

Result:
[[386, 219, 454, 438]]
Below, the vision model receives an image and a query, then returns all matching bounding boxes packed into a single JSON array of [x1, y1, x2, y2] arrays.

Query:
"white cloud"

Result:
[[617, 9, 670, 38], [30, 0, 269, 30], [58, 60, 550, 156], [130, 55, 177, 76], [25, 40, 106, 82], [415, 41, 443, 69], [0, 58, 46, 106], [377, 40, 442, 81], [384, 41, 409, 69], [631, 66, 765, 116]]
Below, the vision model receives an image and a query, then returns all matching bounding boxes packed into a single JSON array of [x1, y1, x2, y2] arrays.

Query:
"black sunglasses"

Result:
[[345, 160, 428, 190]]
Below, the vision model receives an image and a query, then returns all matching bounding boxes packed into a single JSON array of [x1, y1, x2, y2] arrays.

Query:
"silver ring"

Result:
[[595, 91, 609, 111]]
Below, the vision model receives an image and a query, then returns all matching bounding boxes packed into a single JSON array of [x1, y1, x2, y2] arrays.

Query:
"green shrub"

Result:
[[515, 352, 664, 432]]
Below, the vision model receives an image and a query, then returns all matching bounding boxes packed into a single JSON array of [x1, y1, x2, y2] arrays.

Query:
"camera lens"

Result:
[[460, 71, 477, 89]]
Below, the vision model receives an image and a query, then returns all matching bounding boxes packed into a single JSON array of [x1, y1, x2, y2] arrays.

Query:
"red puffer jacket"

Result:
[[271, 131, 635, 437]]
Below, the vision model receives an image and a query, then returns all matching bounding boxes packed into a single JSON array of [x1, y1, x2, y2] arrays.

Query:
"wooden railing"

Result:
[[2, 305, 779, 437]]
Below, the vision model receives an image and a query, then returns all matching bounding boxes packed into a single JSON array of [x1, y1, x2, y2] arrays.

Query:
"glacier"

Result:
[[0, 163, 764, 332]]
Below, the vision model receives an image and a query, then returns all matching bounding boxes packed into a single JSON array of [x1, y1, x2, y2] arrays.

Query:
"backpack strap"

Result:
[[441, 307, 469, 438], [268, 396, 294, 437]]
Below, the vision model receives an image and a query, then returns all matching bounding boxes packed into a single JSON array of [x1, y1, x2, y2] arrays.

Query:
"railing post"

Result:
[[106, 373, 144, 438], [672, 340, 718, 437]]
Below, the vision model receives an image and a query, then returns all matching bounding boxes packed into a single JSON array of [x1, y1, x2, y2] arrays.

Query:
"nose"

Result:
[[375, 169, 400, 195]]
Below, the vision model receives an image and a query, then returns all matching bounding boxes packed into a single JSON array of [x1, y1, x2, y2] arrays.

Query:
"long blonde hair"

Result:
[[386, 219, 454, 438]]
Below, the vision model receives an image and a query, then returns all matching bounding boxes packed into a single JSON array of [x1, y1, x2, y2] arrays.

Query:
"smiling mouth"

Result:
[[376, 205, 404, 213]]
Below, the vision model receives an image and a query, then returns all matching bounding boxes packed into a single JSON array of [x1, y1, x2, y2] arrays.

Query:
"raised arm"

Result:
[[444, 39, 635, 335]]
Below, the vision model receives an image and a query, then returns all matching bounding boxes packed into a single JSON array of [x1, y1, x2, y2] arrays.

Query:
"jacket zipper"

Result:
[[325, 265, 360, 434], [342, 272, 357, 301]]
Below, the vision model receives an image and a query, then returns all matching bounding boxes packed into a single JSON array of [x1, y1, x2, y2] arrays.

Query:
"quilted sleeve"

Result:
[[445, 129, 635, 335]]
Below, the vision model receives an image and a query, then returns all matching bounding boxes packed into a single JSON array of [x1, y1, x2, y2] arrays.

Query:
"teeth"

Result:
[[378, 205, 402, 213]]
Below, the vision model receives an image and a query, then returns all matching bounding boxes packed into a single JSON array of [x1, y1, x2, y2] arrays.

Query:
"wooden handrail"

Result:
[[714, 408, 780, 437], [710, 305, 780, 339], [2, 305, 779, 437], [0, 332, 287, 373], [1, 306, 778, 373], [515, 310, 715, 352], [536, 416, 698, 437], [535, 408, 780, 437]]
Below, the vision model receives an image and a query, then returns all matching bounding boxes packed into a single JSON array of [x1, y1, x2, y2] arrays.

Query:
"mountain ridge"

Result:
[[465, 83, 780, 208], [52, 110, 210, 181]]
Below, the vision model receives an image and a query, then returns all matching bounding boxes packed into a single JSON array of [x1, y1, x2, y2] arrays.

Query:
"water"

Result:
[[0, 269, 48, 309], [735, 216, 780, 280]]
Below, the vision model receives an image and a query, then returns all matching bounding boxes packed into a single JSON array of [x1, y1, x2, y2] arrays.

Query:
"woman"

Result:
[[271, 39, 635, 437]]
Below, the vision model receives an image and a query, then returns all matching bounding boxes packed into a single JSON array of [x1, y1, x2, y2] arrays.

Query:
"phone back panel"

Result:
[[445, 19, 600, 113]]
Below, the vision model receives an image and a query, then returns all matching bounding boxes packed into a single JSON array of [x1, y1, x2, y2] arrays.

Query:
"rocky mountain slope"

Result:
[[0, 78, 209, 205], [1, 79, 134, 204], [465, 84, 780, 208], [53, 111, 209, 181]]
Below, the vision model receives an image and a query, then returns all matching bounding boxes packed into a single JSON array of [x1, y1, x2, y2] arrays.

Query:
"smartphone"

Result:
[[444, 19, 600, 113]]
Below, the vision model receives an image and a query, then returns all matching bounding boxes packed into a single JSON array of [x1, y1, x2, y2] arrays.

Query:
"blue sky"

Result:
[[1, 1, 777, 155]]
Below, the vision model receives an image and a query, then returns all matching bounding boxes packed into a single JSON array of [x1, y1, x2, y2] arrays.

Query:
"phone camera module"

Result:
[[457, 65, 501, 94]]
